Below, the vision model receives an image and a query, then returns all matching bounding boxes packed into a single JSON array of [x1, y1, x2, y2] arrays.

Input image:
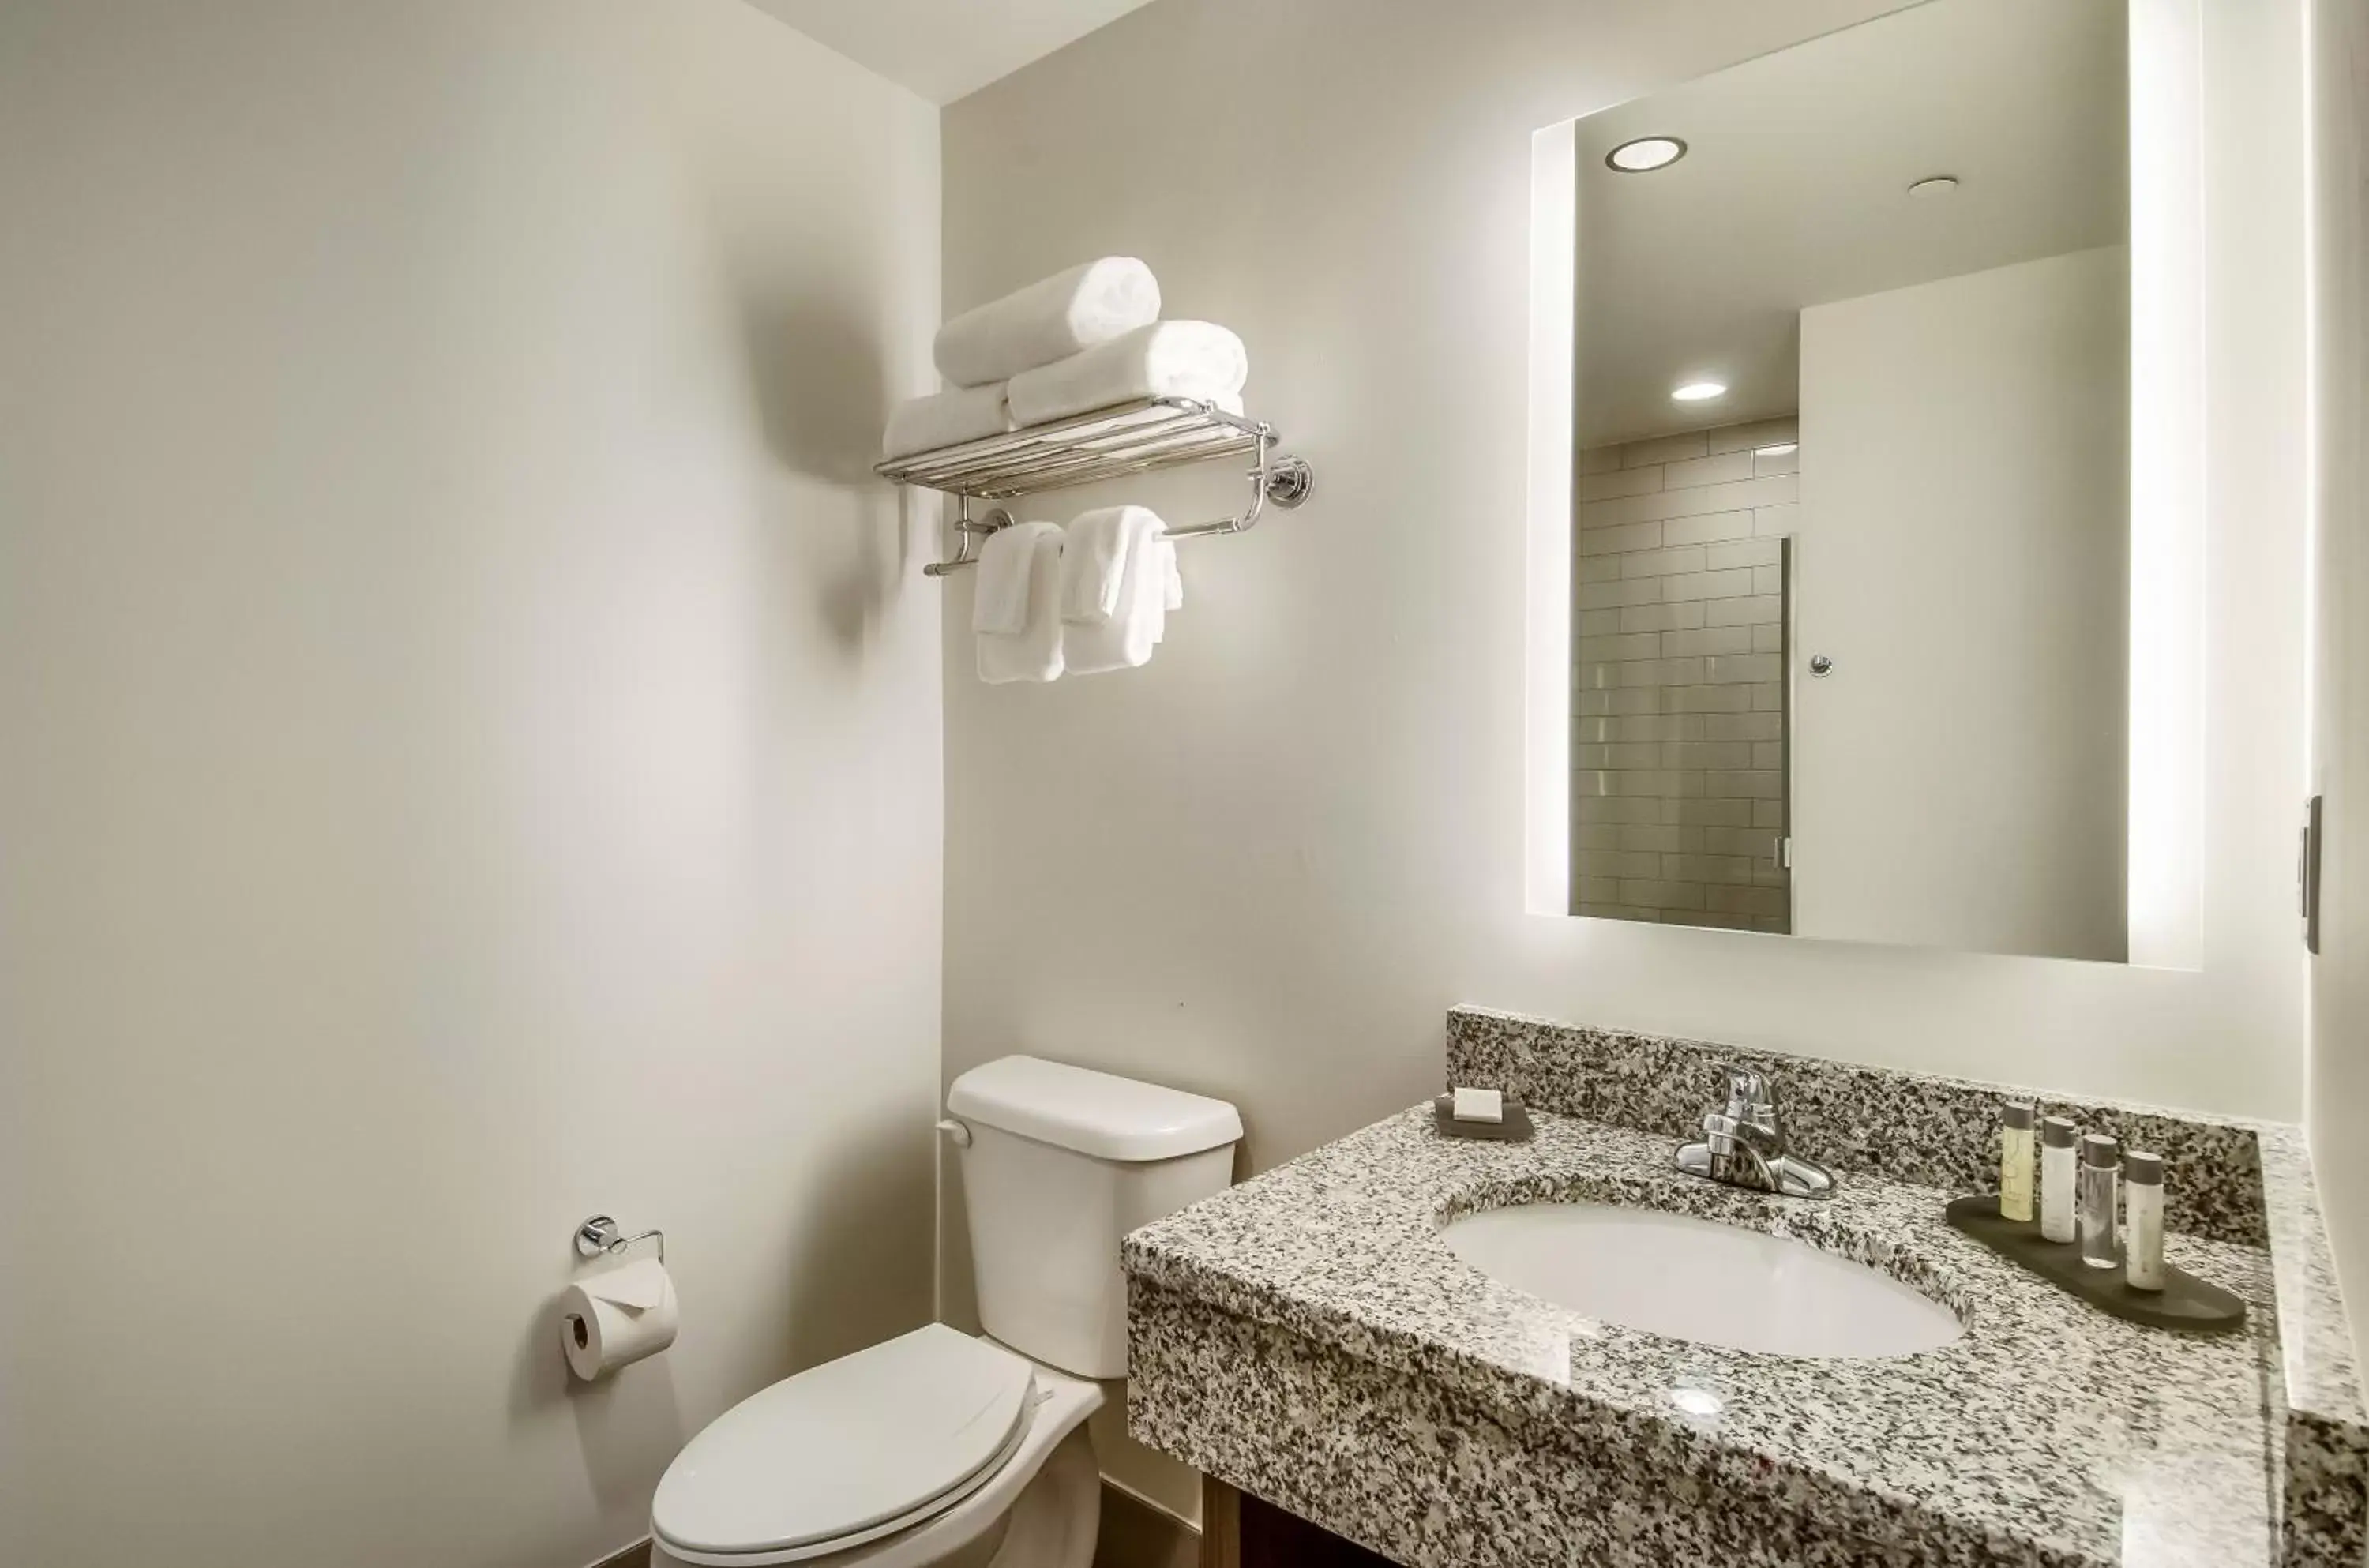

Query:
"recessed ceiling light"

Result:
[[1755, 442, 1799, 456], [1607, 136, 1688, 173], [1907, 175, 1961, 198], [1671, 381, 1727, 403]]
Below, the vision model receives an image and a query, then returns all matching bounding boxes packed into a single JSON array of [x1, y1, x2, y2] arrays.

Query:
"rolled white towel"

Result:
[[975, 523, 1067, 685], [1006, 321, 1249, 428], [883, 383, 1013, 459], [934, 258, 1162, 389]]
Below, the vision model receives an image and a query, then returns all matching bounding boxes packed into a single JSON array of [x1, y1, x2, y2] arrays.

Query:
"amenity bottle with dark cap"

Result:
[[2040, 1116, 2078, 1243], [2078, 1134, 2121, 1270], [1999, 1101, 2036, 1222], [2125, 1152, 2165, 1291]]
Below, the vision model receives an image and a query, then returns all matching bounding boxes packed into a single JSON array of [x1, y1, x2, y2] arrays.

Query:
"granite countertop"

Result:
[[1124, 1105, 2281, 1568]]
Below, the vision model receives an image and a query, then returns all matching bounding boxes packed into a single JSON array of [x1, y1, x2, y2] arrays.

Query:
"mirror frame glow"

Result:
[[1524, 0, 2205, 969]]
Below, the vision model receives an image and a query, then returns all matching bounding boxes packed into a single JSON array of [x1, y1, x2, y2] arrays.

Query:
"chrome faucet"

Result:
[[1674, 1063, 1836, 1199]]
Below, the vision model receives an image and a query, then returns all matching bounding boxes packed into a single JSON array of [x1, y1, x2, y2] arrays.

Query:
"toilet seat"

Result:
[[653, 1326, 1040, 1565]]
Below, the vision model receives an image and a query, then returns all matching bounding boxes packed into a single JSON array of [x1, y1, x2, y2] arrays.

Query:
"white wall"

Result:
[[1794, 249, 2129, 961], [942, 0, 2308, 1517], [0, 4, 941, 1566], [2308, 0, 2369, 1361]]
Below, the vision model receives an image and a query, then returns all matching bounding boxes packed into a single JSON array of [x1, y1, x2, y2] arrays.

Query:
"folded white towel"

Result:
[[883, 383, 1012, 459], [934, 258, 1162, 389], [1064, 512, 1171, 675], [1006, 321, 1249, 428], [975, 523, 1067, 685]]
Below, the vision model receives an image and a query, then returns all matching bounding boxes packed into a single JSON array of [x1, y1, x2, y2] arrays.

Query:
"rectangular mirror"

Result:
[[1562, 0, 2137, 962]]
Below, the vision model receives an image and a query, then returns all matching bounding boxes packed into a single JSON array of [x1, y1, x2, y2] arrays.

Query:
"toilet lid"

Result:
[[652, 1326, 1038, 1560]]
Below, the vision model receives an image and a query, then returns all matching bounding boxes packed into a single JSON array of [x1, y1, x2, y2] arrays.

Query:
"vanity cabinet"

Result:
[[1200, 1479, 1394, 1568]]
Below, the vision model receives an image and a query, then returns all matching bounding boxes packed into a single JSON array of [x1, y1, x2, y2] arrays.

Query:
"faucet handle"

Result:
[[1710, 1061, 1778, 1127]]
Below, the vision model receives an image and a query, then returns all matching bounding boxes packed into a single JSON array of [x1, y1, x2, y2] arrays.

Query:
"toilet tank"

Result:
[[945, 1056, 1241, 1379]]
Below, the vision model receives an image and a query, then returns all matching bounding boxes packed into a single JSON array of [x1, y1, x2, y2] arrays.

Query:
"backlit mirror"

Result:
[[1562, 0, 2136, 961]]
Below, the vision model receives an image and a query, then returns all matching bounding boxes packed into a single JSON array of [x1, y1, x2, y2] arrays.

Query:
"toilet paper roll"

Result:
[[560, 1258, 678, 1381]]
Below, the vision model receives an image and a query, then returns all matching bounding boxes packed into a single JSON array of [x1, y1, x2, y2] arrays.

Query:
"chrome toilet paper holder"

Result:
[[576, 1214, 666, 1265]]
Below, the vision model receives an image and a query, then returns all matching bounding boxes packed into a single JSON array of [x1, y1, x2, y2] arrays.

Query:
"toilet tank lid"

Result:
[[947, 1056, 1243, 1161]]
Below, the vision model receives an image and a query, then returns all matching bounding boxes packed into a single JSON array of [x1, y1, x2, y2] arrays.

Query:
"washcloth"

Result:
[[1006, 321, 1249, 427], [974, 523, 1067, 685], [1064, 512, 1172, 675], [882, 383, 1013, 459], [934, 258, 1162, 389]]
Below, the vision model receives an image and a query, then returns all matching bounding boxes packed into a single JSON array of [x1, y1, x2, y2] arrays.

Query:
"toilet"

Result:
[[650, 1056, 1243, 1568]]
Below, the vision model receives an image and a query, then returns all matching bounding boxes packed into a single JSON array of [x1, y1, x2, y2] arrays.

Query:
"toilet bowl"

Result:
[[649, 1058, 1241, 1568], [650, 1326, 1103, 1568]]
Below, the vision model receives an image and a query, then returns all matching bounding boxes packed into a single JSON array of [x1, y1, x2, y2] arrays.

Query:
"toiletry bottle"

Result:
[[2125, 1151, 2165, 1291], [2040, 1116, 2078, 1243], [2000, 1101, 2036, 1223], [2078, 1134, 2121, 1270]]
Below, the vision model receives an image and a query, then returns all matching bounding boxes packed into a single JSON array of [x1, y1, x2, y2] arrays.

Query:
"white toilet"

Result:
[[649, 1056, 1242, 1568]]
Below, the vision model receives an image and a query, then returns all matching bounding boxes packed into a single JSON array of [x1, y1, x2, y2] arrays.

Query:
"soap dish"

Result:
[[1431, 1094, 1534, 1142]]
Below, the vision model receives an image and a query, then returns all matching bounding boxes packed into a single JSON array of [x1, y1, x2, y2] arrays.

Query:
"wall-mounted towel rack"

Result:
[[872, 396, 1312, 577]]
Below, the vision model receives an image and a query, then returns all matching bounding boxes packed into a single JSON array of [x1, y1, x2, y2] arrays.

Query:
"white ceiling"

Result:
[[1576, 0, 2127, 447], [742, 0, 1158, 103]]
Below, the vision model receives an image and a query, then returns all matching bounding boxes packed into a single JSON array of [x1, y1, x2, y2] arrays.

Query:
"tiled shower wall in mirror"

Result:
[[1574, 418, 1798, 931]]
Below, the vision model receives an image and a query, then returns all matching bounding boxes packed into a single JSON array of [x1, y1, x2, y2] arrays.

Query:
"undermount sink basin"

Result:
[[1440, 1202, 1963, 1359]]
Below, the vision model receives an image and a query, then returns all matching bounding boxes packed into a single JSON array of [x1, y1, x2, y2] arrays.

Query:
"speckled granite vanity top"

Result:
[[1124, 1011, 2367, 1568], [1129, 1107, 2274, 1566]]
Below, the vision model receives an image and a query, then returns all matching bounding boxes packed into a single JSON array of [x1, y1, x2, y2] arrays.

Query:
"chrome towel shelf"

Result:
[[872, 396, 1312, 577]]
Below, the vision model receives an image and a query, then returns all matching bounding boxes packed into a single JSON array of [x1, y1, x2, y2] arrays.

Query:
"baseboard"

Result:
[[579, 1480, 1190, 1568], [588, 1539, 651, 1568], [1095, 1477, 1201, 1568]]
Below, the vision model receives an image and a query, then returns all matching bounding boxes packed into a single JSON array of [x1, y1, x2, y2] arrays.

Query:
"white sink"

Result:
[[1440, 1202, 1962, 1359]]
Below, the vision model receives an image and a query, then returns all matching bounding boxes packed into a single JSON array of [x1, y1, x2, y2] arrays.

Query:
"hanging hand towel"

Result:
[[934, 258, 1162, 389], [973, 518, 1046, 636], [883, 383, 1013, 458], [1005, 321, 1249, 427], [1057, 505, 1162, 625], [975, 523, 1067, 685], [1064, 512, 1171, 675]]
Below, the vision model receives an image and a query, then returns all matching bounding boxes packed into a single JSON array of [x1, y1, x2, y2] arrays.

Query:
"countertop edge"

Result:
[[2258, 1123, 2367, 1431], [1124, 1270, 2064, 1566]]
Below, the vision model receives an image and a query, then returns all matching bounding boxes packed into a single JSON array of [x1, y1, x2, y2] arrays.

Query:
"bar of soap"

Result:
[[1451, 1086, 1504, 1124], [1432, 1094, 1534, 1142]]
